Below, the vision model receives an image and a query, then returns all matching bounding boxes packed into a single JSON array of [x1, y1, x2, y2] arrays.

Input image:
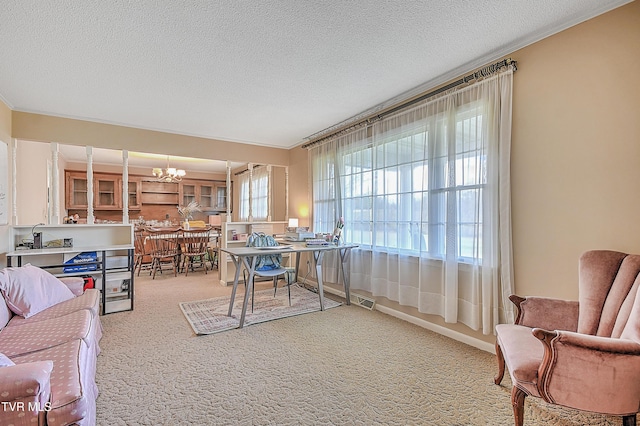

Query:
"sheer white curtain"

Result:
[[238, 172, 250, 221], [251, 166, 269, 221], [238, 165, 270, 221], [311, 69, 515, 333]]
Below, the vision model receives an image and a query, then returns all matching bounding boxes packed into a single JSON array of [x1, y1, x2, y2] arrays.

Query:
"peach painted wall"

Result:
[[11, 112, 289, 167], [288, 146, 310, 227], [510, 1, 640, 300], [287, 2, 640, 344]]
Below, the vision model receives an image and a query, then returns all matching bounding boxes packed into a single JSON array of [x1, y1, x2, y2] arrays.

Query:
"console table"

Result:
[[8, 224, 135, 315]]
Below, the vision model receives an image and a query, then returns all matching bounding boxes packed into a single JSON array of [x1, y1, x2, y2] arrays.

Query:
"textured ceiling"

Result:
[[0, 0, 631, 149]]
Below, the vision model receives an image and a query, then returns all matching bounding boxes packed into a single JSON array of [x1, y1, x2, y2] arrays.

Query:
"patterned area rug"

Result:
[[179, 284, 341, 335]]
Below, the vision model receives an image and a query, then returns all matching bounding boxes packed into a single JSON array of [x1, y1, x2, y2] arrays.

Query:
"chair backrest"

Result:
[[134, 228, 149, 255], [246, 232, 282, 271], [147, 229, 180, 258], [181, 229, 210, 256], [578, 250, 640, 341]]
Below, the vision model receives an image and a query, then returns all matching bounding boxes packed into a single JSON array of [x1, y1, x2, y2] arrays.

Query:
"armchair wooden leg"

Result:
[[511, 386, 526, 426], [623, 414, 636, 426], [494, 341, 506, 385]]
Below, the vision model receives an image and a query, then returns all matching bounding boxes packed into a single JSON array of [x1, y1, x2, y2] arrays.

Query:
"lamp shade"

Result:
[[288, 218, 299, 228]]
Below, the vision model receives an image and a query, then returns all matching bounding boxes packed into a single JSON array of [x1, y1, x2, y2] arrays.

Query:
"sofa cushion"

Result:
[[0, 351, 14, 367], [495, 324, 543, 398], [12, 339, 97, 426], [7, 289, 100, 326], [0, 294, 12, 331], [0, 309, 93, 358], [0, 264, 74, 318]]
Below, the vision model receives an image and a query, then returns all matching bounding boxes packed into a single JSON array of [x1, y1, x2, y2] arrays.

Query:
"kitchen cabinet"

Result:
[[214, 183, 229, 210], [65, 171, 141, 211], [94, 175, 121, 210], [179, 180, 229, 211], [180, 182, 197, 206], [66, 171, 89, 209], [127, 178, 142, 210]]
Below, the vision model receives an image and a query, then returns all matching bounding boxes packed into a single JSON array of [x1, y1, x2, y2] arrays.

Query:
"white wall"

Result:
[[16, 140, 55, 225]]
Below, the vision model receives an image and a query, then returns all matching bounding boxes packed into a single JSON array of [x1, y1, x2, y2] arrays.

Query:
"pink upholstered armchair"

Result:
[[495, 250, 640, 426]]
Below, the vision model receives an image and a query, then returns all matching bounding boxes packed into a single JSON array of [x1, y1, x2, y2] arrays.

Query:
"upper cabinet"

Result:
[[94, 175, 121, 210], [179, 180, 229, 212], [214, 183, 228, 211], [127, 177, 142, 210], [66, 171, 89, 209], [66, 170, 230, 212], [65, 171, 141, 211]]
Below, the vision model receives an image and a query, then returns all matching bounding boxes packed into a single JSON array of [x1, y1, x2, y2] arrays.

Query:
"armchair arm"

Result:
[[532, 328, 640, 415], [0, 360, 53, 402], [510, 294, 579, 331], [0, 361, 53, 425]]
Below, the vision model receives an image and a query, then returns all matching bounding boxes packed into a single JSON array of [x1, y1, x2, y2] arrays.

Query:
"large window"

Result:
[[316, 101, 486, 261], [309, 68, 515, 333]]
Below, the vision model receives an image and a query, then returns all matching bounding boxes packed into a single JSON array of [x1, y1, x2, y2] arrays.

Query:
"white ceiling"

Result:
[[0, 0, 631, 149]]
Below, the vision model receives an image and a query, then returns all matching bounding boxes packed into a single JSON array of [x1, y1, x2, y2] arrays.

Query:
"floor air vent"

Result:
[[351, 294, 376, 310]]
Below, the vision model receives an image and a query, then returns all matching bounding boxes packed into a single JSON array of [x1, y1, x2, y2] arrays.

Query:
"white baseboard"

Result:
[[320, 284, 496, 354]]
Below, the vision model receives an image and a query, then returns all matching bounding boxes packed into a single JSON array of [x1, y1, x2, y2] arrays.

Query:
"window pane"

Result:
[[399, 164, 412, 193], [399, 193, 412, 222]]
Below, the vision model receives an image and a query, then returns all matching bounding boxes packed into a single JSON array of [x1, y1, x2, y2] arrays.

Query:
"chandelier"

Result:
[[152, 156, 186, 183]]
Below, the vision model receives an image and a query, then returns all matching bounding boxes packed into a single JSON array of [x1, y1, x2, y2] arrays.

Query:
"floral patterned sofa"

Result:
[[0, 264, 102, 425]]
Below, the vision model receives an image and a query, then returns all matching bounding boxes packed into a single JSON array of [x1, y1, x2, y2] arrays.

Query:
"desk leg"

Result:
[[238, 256, 257, 329], [295, 251, 301, 283], [313, 251, 326, 311], [339, 247, 352, 306], [227, 255, 242, 317]]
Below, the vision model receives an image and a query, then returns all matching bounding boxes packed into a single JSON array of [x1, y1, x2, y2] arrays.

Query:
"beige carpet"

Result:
[[180, 285, 341, 335], [96, 273, 624, 425]]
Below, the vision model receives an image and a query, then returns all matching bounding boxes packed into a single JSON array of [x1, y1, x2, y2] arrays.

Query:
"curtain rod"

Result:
[[301, 58, 517, 149], [234, 164, 264, 176]]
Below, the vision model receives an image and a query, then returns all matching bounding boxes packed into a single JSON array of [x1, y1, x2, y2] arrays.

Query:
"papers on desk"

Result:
[[256, 246, 292, 250], [305, 239, 331, 247]]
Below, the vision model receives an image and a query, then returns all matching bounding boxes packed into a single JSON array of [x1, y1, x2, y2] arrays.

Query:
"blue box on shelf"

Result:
[[63, 251, 98, 274]]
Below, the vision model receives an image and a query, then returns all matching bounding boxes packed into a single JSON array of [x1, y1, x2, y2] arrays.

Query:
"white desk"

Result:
[[221, 243, 357, 329]]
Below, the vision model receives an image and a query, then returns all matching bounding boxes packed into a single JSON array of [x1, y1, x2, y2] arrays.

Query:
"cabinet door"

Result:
[[215, 184, 228, 210], [66, 172, 89, 209], [94, 176, 122, 210], [199, 184, 214, 209], [127, 178, 142, 210], [180, 182, 197, 206]]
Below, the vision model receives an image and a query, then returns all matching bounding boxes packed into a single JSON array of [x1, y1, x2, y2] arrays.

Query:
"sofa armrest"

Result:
[[510, 294, 579, 331], [532, 328, 640, 414], [58, 277, 85, 296], [0, 361, 53, 403]]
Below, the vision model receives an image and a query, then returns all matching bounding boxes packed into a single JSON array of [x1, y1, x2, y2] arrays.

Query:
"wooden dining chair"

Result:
[[133, 227, 151, 276], [146, 229, 180, 279], [180, 228, 211, 276]]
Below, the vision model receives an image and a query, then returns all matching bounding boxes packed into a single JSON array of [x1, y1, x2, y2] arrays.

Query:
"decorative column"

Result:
[[11, 139, 18, 225], [284, 166, 289, 221], [122, 150, 129, 224], [225, 160, 231, 222], [247, 163, 253, 222], [266, 165, 272, 222], [50, 143, 60, 224], [86, 146, 95, 224]]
